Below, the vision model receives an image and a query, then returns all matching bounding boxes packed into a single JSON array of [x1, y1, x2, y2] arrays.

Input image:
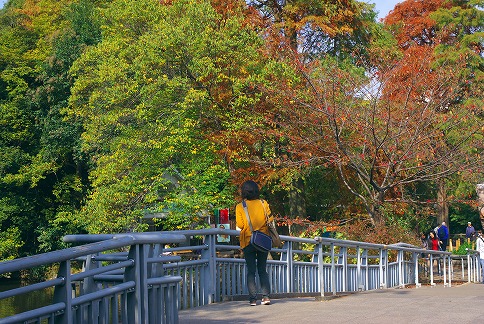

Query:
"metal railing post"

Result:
[[462, 256, 465, 281], [442, 254, 447, 286], [125, 243, 146, 324], [82, 253, 99, 294], [356, 246, 361, 291], [331, 243, 336, 295], [53, 260, 72, 324], [446, 255, 452, 287], [286, 241, 294, 292], [200, 233, 217, 304], [413, 252, 420, 288], [363, 249, 369, 291], [397, 250, 404, 288], [317, 240, 325, 297], [341, 247, 347, 292], [379, 248, 387, 289]]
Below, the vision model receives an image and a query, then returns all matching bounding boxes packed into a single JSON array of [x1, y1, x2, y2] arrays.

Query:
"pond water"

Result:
[[0, 279, 54, 318]]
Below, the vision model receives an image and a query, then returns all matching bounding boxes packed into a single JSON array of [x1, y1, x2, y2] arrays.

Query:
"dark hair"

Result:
[[241, 180, 260, 200]]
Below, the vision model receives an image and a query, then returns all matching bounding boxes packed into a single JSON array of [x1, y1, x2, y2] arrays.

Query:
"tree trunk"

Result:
[[437, 180, 449, 226], [368, 190, 386, 226], [287, 177, 307, 235]]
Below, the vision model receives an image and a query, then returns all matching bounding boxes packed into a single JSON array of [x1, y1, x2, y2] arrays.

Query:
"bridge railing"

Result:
[[61, 229, 482, 304], [0, 229, 481, 323], [0, 233, 186, 324]]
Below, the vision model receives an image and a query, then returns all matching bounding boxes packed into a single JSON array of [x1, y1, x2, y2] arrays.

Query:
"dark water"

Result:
[[0, 280, 54, 319]]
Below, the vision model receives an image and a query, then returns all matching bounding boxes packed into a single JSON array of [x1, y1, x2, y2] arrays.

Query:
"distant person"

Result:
[[235, 180, 272, 306], [428, 232, 440, 251], [421, 232, 428, 249], [437, 222, 449, 251], [420, 232, 429, 258], [465, 222, 476, 242], [428, 231, 442, 275], [433, 224, 440, 237], [475, 231, 484, 283]]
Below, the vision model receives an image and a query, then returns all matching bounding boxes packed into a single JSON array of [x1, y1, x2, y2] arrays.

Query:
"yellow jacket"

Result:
[[236, 199, 271, 249]]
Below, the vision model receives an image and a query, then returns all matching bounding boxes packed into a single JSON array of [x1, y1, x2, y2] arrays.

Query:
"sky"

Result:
[[0, 1, 403, 18], [368, 0, 403, 20]]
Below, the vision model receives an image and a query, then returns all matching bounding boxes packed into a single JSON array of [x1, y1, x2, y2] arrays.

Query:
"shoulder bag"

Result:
[[261, 200, 283, 249], [242, 200, 272, 252]]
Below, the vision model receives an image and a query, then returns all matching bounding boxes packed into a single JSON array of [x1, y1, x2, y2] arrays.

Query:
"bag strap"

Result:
[[260, 199, 275, 225], [242, 200, 254, 233]]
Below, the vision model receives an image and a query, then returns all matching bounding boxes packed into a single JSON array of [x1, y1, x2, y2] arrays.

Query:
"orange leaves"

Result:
[[384, 0, 451, 48]]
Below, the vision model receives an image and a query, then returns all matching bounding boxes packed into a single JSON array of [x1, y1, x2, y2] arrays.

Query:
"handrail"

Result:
[[0, 235, 135, 275], [0, 303, 66, 324], [70, 259, 134, 281], [70, 282, 135, 306], [0, 233, 187, 275], [0, 277, 65, 300]]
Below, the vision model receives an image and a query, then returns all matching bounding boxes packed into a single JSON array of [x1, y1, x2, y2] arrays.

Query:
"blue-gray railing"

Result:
[[0, 229, 481, 323]]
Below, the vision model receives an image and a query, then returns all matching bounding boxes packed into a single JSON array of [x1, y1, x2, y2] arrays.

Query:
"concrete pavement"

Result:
[[178, 283, 484, 323]]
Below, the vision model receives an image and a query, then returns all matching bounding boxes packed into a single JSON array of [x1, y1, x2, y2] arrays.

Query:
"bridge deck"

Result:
[[179, 282, 484, 323]]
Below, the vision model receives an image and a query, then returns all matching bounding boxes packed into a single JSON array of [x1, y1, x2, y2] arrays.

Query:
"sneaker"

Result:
[[250, 300, 257, 306], [261, 297, 271, 305]]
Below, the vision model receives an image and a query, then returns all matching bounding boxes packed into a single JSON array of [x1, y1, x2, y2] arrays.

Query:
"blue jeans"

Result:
[[243, 244, 270, 301]]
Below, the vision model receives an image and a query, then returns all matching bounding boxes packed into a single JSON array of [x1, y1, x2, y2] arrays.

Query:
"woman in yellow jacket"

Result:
[[235, 180, 271, 306]]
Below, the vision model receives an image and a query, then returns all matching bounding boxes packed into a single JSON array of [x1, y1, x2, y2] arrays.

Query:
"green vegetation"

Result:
[[453, 242, 474, 256]]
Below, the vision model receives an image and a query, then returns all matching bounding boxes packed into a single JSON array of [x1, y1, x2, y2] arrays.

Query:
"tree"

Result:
[[384, 0, 484, 227], [0, 0, 100, 257], [247, 0, 377, 58], [67, 0, 264, 232], [219, 0, 384, 223], [255, 41, 482, 226], [0, 0, 57, 258]]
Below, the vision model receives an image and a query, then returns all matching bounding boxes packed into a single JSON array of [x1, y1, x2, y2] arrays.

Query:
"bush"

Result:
[[453, 241, 473, 255]]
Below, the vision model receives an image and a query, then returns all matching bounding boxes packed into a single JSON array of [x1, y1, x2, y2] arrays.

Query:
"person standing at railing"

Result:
[[428, 231, 442, 275], [476, 231, 484, 284], [466, 222, 476, 243], [428, 232, 440, 251], [236, 180, 272, 307], [420, 232, 429, 258], [437, 222, 449, 251]]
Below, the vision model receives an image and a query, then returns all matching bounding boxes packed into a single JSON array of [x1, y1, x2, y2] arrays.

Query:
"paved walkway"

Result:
[[179, 283, 484, 323]]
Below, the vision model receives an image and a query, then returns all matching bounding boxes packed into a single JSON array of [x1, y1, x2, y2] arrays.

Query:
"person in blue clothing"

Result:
[[437, 221, 449, 251], [465, 222, 476, 242]]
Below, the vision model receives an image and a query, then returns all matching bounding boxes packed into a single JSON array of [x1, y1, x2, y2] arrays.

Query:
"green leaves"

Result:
[[67, 0, 264, 232], [0, 227, 23, 264]]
